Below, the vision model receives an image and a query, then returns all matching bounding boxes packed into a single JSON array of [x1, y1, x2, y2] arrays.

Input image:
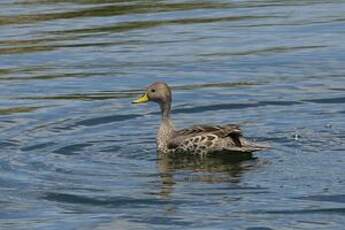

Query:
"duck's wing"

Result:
[[175, 124, 241, 136], [167, 124, 242, 149]]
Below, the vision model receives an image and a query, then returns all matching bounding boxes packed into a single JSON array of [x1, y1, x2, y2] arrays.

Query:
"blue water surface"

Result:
[[1, 0, 345, 229]]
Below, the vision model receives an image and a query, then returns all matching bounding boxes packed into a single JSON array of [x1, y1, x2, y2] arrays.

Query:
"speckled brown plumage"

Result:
[[133, 82, 269, 155]]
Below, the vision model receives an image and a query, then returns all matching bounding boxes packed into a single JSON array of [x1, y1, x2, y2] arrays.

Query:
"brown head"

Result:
[[132, 82, 172, 118], [132, 82, 172, 105]]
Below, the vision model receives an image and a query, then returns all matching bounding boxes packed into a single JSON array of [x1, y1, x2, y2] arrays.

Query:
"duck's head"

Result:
[[132, 82, 172, 106]]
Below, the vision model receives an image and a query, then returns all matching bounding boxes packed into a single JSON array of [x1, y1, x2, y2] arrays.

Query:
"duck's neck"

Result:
[[160, 101, 171, 121], [157, 102, 174, 153]]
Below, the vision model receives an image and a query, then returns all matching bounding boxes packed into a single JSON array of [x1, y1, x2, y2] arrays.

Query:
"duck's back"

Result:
[[167, 124, 267, 155]]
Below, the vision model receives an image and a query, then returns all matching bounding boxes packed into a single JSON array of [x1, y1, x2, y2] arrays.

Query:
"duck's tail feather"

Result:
[[224, 139, 271, 153]]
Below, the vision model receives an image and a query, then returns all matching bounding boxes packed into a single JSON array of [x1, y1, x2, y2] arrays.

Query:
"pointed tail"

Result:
[[240, 139, 271, 152]]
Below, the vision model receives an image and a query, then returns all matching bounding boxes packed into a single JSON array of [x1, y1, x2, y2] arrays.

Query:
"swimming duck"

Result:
[[133, 82, 268, 155]]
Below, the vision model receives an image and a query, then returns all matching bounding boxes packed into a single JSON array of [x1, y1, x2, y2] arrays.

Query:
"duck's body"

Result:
[[159, 123, 267, 155], [133, 82, 268, 155]]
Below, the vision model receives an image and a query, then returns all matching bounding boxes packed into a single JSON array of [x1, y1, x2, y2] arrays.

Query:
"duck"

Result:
[[132, 82, 269, 155]]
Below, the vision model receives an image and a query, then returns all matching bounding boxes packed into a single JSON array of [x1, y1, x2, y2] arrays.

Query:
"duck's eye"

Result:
[[151, 89, 156, 93]]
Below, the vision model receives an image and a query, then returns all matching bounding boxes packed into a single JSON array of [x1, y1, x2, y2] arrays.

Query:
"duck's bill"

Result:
[[132, 93, 150, 104]]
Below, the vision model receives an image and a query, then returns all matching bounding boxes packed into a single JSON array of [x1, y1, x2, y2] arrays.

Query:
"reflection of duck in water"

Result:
[[133, 82, 269, 155], [158, 153, 260, 198]]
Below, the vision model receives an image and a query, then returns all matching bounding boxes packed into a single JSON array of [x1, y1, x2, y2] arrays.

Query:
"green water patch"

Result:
[[0, 106, 45, 115], [0, 1, 231, 25]]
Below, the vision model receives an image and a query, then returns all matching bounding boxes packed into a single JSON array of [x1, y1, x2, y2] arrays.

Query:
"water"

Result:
[[1, 0, 345, 229]]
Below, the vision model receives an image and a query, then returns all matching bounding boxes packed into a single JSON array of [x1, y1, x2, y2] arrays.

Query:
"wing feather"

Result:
[[167, 124, 242, 149]]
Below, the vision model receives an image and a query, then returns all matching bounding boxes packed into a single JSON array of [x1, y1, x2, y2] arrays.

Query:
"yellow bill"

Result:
[[132, 93, 150, 104]]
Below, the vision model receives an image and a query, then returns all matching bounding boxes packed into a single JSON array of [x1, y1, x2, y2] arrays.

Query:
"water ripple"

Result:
[[1, 0, 345, 229]]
